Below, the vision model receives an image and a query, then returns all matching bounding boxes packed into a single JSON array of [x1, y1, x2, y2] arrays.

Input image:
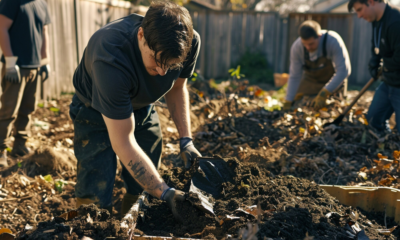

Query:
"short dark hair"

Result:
[[347, 0, 383, 12], [141, 1, 194, 70], [298, 20, 321, 39]]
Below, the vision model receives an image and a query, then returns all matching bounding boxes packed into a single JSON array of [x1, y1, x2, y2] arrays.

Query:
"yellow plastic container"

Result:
[[320, 185, 400, 223]]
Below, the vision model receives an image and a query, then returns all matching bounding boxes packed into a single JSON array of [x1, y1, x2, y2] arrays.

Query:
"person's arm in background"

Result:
[[40, 25, 51, 81], [324, 33, 351, 92], [0, 13, 20, 83], [0, 14, 13, 57], [41, 25, 49, 60], [284, 39, 304, 110]]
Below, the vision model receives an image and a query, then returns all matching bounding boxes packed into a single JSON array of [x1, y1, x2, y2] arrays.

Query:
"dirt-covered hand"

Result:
[[310, 88, 331, 111], [40, 64, 51, 82], [283, 101, 292, 111], [161, 188, 186, 222], [180, 137, 201, 169], [4, 56, 21, 84]]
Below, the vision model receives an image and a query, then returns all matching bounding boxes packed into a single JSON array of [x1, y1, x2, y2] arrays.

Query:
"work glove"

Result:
[[4, 56, 21, 84], [310, 88, 331, 111], [180, 137, 201, 169], [39, 64, 50, 82], [283, 101, 292, 111], [161, 188, 186, 222], [368, 57, 381, 80]]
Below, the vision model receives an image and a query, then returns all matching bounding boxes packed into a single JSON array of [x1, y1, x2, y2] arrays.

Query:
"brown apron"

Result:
[[296, 32, 347, 97]]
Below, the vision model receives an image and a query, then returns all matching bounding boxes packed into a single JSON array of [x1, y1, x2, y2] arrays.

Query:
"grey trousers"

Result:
[[0, 65, 40, 149]]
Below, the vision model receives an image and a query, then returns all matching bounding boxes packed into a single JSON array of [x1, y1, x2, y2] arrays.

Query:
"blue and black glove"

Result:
[[39, 64, 50, 82], [180, 137, 201, 169], [368, 57, 381, 80]]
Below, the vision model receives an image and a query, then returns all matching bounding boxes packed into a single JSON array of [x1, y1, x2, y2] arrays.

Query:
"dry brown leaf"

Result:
[[378, 178, 393, 186], [377, 153, 388, 159], [57, 210, 78, 221], [354, 109, 364, 115], [383, 163, 392, 169]]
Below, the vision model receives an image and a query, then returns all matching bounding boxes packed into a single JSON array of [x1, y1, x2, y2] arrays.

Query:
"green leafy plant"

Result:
[[233, 50, 274, 84], [229, 65, 245, 80]]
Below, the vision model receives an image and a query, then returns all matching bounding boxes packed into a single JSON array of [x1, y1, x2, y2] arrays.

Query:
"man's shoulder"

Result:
[[386, 5, 400, 27], [326, 30, 343, 42], [96, 14, 142, 37], [291, 37, 302, 48], [90, 14, 142, 48], [325, 30, 347, 51]]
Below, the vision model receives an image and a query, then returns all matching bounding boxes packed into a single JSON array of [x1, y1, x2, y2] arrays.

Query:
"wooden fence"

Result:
[[0, 3, 375, 99], [46, 0, 132, 99]]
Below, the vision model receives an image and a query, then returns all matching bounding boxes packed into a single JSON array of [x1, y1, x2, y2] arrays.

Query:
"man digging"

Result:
[[349, 0, 400, 132], [283, 20, 351, 111], [70, 1, 201, 220]]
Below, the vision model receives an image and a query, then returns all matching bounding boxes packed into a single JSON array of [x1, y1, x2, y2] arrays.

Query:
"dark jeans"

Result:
[[69, 95, 162, 208], [366, 82, 400, 132]]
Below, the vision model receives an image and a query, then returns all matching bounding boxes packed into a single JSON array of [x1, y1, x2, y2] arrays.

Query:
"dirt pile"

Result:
[[15, 204, 128, 240], [137, 157, 399, 239]]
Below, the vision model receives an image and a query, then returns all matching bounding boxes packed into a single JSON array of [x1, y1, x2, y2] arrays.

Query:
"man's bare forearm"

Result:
[[0, 28, 13, 57], [41, 25, 49, 59], [165, 79, 191, 138], [102, 114, 168, 198], [121, 141, 168, 197]]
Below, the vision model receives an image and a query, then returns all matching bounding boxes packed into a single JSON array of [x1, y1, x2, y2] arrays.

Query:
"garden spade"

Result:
[[188, 180, 215, 216], [323, 77, 376, 128], [191, 156, 234, 198], [189, 156, 235, 217]]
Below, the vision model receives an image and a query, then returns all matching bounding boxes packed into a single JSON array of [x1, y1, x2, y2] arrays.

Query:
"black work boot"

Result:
[[11, 139, 31, 157], [0, 149, 8, 167]]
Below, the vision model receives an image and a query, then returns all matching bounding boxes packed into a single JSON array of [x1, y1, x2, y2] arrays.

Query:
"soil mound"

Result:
[[137, 158, 399, 239]]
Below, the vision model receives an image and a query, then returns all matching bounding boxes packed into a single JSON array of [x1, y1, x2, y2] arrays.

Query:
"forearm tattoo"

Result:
[[128, 160, 163, 192]]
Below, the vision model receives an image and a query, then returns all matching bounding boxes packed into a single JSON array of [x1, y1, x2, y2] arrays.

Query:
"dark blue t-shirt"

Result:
[[73, 14, 201, 120], [0, 0, 51, 67]]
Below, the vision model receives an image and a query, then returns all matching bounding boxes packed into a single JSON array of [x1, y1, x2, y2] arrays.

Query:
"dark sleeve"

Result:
[[179, 30, 201, 78], [370, 23, 382, 66], [0, 0, 19, 21], [387, 23, 400, 66], [43, 1, 51, 25], [91, 61, 134, 120]]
